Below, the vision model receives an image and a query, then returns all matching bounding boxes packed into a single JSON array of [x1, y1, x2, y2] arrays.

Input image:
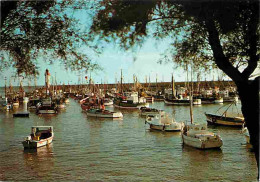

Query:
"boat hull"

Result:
[[22, 136, 53, 149], [205, 113, 244, 127], [164, 99, 201, 105], [147, 123, 182, 131], [114, 102, 149, 109], [182, 134, 223, 149], [37, 110, 57, 114], [86, 112, 123, 118]]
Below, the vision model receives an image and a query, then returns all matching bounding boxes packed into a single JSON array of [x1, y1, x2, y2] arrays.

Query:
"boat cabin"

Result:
[[30, 126, 53, 141]]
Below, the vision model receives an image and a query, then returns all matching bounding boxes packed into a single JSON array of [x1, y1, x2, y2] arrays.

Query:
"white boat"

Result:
[[22, 126, 54, 149], [140, 107, 164, 116], [181, 123, 223, 149], [145, 114, 183, 131], [181, 64, 223, 149], [86, 109, 123, 118]]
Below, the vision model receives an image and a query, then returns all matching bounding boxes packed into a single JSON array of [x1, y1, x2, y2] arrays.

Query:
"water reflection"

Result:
[[181, 144, 223, 181], [23, 144, 54, 180]]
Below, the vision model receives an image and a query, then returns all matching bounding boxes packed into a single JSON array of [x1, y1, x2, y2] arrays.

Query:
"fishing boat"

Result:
[[145, 113, 183, 131], [22, 126, 54, 149], [181, 63, 223, 149], [139, 107, 164, 116], [37, 98, 57, 114], [205, 102, 244, 127], [86, 108, 123, 118], [205, 113, 244, 127]]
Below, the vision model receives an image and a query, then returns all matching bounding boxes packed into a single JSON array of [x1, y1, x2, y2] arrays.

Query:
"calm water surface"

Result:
[[0, 99, 257, 181]]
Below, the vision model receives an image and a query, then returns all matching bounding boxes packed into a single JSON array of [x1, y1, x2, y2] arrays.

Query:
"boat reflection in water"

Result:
[[23, 143, 54, 179]]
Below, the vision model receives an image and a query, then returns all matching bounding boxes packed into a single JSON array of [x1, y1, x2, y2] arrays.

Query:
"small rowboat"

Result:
[[22, 126, 54, 149]]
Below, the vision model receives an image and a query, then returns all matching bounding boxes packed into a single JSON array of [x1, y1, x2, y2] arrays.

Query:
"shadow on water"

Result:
[[207, 124, 242, 131]]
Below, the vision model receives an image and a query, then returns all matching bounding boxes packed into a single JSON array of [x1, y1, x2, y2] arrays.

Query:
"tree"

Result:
[[89, 0, 259, 176], [0, 0, 100, 77]]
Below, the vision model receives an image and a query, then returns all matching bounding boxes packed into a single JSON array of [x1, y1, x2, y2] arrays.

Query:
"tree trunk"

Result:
[[235, 77, 259, 178]]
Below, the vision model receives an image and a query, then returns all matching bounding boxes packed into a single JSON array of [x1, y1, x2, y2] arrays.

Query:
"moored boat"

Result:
[[205, 113, 244, 127], [181, 123, 223, 149], [139, 107, 164, 116], [145, 114, 183, 132], [114, 97, 149, 109], [37, 98, 57, 114], [86, 108, 123, 118], [22, 126, 54, 149]]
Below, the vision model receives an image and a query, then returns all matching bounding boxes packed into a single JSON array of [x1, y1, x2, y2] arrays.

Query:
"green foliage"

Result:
[[90, 0, 259, 80], [1, 0, 100, 77]]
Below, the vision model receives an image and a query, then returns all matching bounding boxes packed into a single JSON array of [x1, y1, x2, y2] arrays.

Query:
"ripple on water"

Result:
[[0, 100, 257, 181]]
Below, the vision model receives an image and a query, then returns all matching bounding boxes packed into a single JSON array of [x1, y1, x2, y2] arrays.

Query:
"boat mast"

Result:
[[189, 62, 194, 124], [120, 69, 123, 94], [171, 73, 175, 99], [34, 75, 37, 90], [4, 77, 7, 98]]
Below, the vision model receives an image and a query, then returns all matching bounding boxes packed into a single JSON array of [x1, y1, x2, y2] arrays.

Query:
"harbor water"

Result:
[[0, 98, 257, 181]]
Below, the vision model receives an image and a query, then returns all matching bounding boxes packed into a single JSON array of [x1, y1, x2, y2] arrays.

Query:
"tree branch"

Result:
[[204, 18, 243, 82], [241, 3, 259, 79]]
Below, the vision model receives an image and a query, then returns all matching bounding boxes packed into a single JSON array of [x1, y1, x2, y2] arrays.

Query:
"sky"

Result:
[[1, 1, 257, 87], [0, 38, 193, 87]]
